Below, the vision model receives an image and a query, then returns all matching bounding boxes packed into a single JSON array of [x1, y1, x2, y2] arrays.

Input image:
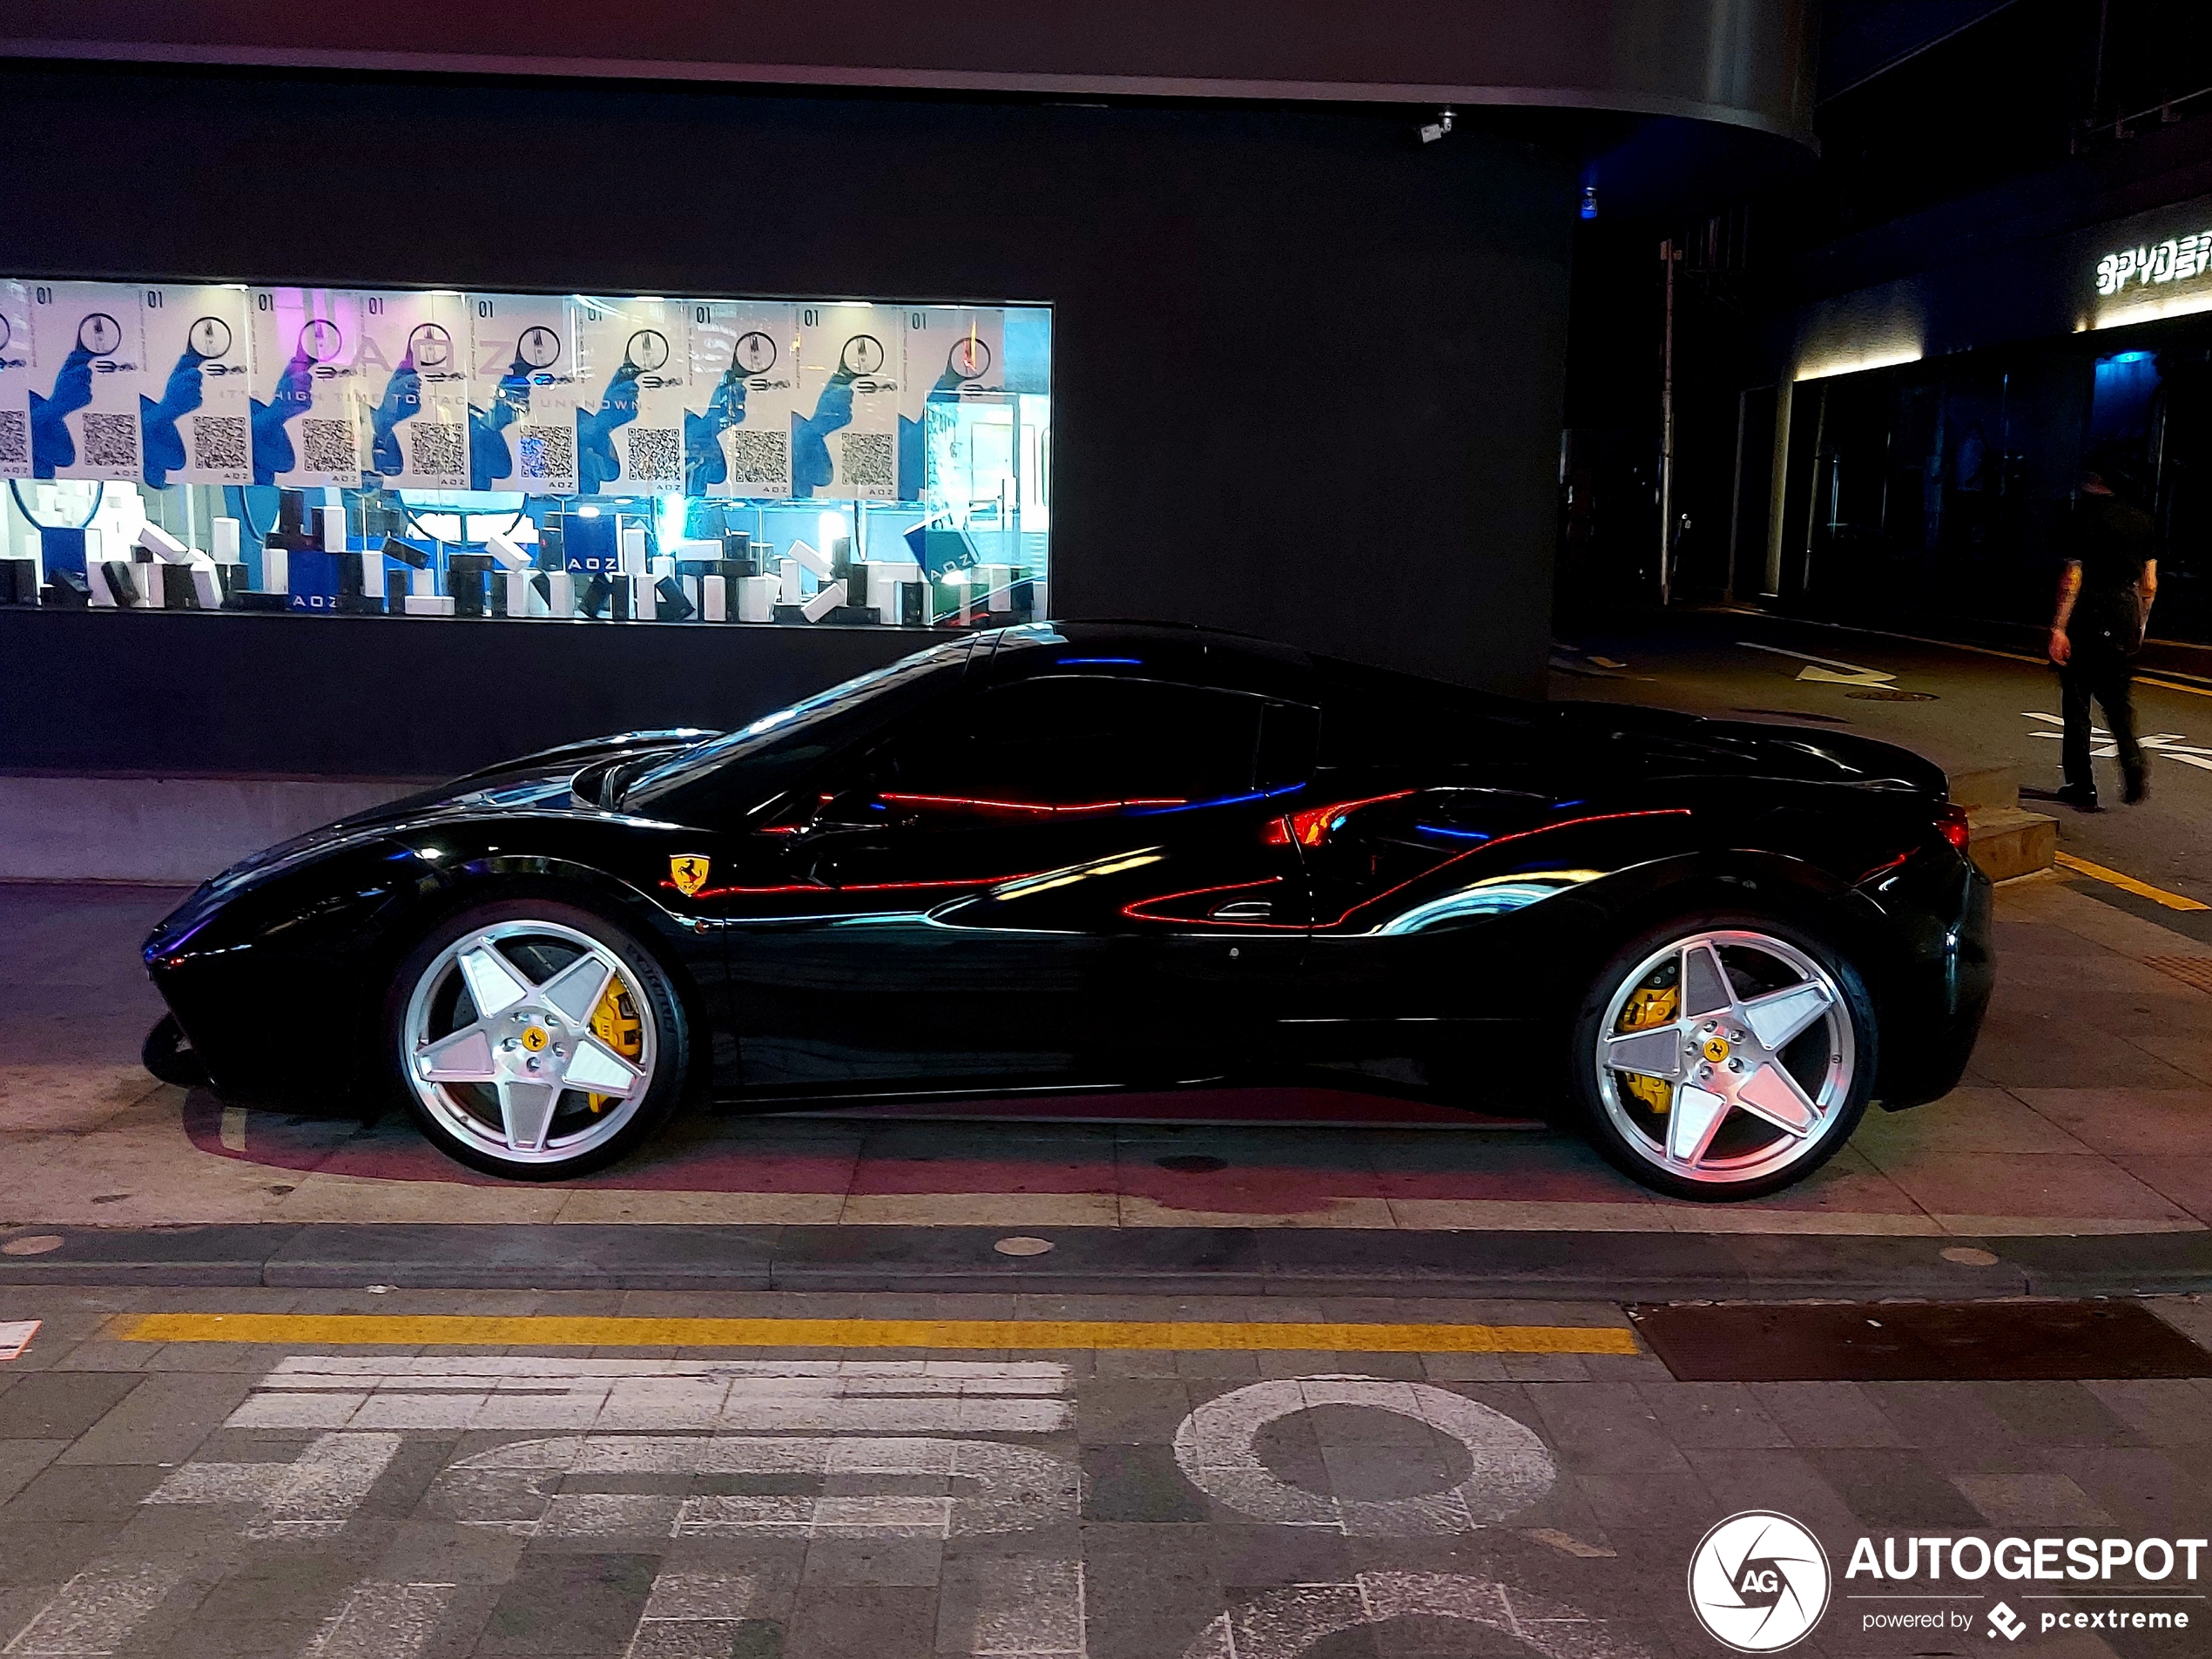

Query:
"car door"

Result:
[[723, 671, 1314, 1091]]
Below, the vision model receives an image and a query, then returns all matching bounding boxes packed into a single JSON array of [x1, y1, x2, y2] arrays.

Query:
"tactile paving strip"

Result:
[[1627, 1299, 2212, 1381], [2147, 955, 2212, 996]]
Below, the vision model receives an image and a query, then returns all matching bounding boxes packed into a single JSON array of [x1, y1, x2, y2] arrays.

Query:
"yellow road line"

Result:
[[114, 1312, 1637, 1356], [2054, 851, 2211, 912]]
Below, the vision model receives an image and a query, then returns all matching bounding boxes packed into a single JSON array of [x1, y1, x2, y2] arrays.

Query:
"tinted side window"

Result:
[[886, 677, 1264, 807], [1313, 657, 1528, 768]]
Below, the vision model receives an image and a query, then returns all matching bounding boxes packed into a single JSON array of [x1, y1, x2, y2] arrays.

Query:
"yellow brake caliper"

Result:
[[1615, 981, 1679, 1115], [586, 978, 644, 1112]]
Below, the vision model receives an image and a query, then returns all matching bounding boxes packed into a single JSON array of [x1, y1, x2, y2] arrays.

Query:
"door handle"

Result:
[[1210, 900, 1273, 920]]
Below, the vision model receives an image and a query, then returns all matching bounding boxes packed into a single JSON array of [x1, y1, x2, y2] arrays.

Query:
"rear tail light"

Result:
[[1935, 802, 1972, 854]]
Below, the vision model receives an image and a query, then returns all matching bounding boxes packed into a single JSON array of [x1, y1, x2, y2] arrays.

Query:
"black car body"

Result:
[[144, 623, 1993, 1190]]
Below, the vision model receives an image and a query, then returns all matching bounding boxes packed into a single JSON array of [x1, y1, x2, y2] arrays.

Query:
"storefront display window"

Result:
[[0, 281, 1051, 629]]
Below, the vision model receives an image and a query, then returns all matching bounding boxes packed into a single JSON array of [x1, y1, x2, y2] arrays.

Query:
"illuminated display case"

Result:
[[0, 280, 1050, 630]]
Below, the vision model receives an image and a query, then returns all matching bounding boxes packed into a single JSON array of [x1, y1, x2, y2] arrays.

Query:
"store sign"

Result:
[[2095, 233, 2212, 295]]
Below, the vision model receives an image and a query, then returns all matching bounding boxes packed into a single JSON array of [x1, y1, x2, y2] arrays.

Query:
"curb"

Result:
[[5, 1224, 2211, 1302]]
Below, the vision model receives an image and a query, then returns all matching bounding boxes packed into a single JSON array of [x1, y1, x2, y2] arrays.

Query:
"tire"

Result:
[[143, 1013, 212, 1087], [381, 897, 688, 1179], [1566, 911, 1875, 1201]]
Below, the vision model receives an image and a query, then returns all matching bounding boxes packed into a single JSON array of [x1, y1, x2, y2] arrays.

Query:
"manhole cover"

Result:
[[1844, 689, 1937, 701], [1156, 1155, 1229, 1174]]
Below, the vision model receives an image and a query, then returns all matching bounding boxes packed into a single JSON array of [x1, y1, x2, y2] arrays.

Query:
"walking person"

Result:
[[2048, 465, 2157, 810]]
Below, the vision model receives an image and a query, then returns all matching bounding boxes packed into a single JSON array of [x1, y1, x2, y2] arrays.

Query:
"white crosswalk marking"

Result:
[[432, 1435, 1080, 1537], [221, 1357, 1072, 1433], [301, 1582, 454, 1659], [1181, 1575, 1646, 1659], [3, 1564, 185, 1655], [145, 1432, 401, 1537]]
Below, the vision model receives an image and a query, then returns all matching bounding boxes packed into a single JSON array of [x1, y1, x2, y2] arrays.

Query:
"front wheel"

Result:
[[1568, 914, 1875, 1200], [383, 899, 687, 1179]]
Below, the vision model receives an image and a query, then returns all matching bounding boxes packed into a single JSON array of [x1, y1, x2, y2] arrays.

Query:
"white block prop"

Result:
[[357, 549, 385, 597], [981, 564, 1014, 612], [867, 559, 923, 624], [505, 571, 537, 617], [701, 575, 727, 622], [136, 523, 192, 563], [545, 572, 576, 618], [485, 529, 532, 572], [320, 506, 347, 553], [260, 547, 288, 595], [403, 594, 456, 617], [189, 561, 225, 610], [779, 557, 803, 605], [631, 575, 657, 622], [410, 567, 435, 598], [786, 537, 833, 579], [800, 579, 846, 623], [648, 555, 675, 578], [738, 574, 778, 622], [212, 517, 240, 563], [619, 525, 648, 576]]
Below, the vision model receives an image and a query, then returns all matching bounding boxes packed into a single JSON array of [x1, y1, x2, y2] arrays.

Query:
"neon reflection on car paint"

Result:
[[1323, 809, 1692, 933], [878, 792, 1186, 815], [1126, 783, 1306, 817], [1287, 790, 1416, 847], [1122, 874, 1298, 928], [1374, 871, 1606, 934]]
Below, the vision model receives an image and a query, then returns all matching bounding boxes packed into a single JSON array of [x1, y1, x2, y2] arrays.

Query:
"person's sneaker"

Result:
[[2056, 784, 2102, 813], [2125, 774, 2150, 805]]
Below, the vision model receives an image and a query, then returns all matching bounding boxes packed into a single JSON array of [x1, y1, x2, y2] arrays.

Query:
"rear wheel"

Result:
[[1568, 914, 1873, 1200], [384, 899, 686, 1179]]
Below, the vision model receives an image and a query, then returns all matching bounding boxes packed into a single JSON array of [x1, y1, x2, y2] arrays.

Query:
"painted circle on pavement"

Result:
[[1173, 1376, 1555, 1534]]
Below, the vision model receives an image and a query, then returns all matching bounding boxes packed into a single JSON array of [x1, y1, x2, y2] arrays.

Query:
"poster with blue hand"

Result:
[[247, 288, 365, 489], [355, 290, 470, 491], [793, 304, 903, 501], [898, 307, 1006, 502], [466, 293, 579, 496], [572, 298, 691, 496], [28, 282, 147, 482], [688, 300, 797, 499], [0, 281, 30, 479], [138, 285, 252, 488]]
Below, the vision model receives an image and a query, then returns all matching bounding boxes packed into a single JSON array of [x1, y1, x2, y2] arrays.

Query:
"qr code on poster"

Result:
[[0, 411, 24, 469], [838, 430, 895, 489], [518, 424, 575, 484], [725, 428, 788, 489], [81, 412, 140, 473], [408, 422, 465, 480], [300, 418, 358, 476], [190, 415, 249, 475], [626, 427, 682, 484]]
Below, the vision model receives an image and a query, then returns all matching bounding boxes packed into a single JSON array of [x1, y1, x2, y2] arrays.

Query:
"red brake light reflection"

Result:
[[1936, 802, 1972, 853]]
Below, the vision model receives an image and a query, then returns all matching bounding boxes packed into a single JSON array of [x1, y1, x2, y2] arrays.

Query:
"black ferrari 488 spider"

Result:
[[143, 622, 1992, 1197]]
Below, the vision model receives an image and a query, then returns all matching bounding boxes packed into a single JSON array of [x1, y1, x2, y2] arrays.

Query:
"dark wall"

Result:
[[0, 608, 924, 777], [0, 63, 1576, 772]]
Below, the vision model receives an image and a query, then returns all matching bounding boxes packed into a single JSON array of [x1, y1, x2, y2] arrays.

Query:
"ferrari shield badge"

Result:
[[669, 854, 711, 898]]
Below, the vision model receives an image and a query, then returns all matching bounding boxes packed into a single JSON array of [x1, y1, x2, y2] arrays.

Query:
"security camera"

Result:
[[1419, 108, 1455, 145]]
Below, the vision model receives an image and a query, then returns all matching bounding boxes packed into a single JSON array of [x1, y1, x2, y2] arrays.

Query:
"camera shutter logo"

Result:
[[1687, 1511, 1831, 1652]]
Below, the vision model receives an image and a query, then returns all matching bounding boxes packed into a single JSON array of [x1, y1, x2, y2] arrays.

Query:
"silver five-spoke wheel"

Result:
[[1593, 927, 1858, 1190], [400, 918, 658, 1169]]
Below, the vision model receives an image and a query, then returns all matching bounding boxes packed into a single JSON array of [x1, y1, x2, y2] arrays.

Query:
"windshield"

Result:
[[616, 636, 976, 819]]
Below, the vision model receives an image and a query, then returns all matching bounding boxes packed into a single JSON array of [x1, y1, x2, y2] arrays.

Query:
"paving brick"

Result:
[[0, 1371, 142, 1440]]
